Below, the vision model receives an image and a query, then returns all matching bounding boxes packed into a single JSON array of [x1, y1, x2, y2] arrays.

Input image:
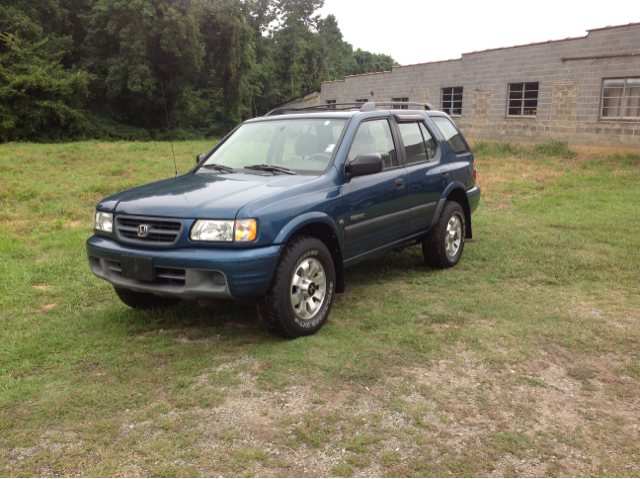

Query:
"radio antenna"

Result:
[[161, 82, 178, 177]]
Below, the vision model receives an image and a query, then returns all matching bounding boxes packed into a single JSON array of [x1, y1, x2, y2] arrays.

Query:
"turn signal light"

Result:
[[235, 219, 257, 242], [473, 159, 477, 180]]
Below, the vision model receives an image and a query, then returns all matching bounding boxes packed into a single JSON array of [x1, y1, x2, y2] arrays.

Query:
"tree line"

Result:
[[0, 0, 397, 142]]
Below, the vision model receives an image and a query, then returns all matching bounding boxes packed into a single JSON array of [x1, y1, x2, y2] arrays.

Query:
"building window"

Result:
[[356, 98, 368, 103], [601, 78, 640, 119], [326, 100, 336, 109], [391, 97, 409, 109], [441, 87, 462, 116], [508, 82, 538, 117]]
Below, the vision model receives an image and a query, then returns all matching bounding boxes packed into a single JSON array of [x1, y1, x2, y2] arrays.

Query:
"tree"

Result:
[[0, 5, 92, 141], [197, 0, 256, 131], [80, 0, 205, 130], [350, 48, 397, 75], [0, 0, 400, 141], [272, 0, 323, 97], [313, 14, 353, 83]]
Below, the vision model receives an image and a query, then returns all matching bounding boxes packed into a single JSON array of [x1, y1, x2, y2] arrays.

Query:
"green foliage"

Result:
[[315, 15, 354, 82], [0, 0, 399, 141], [473, 139, 577, 159], [81, 0, 207, 130], [0, 6, 93, 141], [472, 140, 520, 158], [351, 48, 397, 75], [530, 140, 577, 159], [271, 0, 324, 98]]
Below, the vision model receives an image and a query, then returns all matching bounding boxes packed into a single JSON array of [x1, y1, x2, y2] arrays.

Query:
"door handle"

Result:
[[440, 168, 449, 176], [395, 178, 405, 189]]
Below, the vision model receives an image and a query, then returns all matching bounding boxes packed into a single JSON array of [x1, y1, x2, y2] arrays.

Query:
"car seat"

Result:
[[349, 132, 377, 161], [294, 133, 320, 158]]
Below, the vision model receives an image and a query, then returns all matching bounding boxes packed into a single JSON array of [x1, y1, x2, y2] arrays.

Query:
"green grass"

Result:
[[1, 141, 640, 476], [473, 139, 577, 159]]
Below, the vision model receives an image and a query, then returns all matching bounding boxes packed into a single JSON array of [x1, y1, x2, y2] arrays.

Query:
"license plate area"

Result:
[[120, 256, 154, 282]]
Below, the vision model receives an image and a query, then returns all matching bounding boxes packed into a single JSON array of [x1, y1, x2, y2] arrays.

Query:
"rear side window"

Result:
[[431, 117, 469, 154], [398, 123, 428, 164], [397, 122, 438, 164], [348, 119, 398, 170], [419, 123, 437, 160]]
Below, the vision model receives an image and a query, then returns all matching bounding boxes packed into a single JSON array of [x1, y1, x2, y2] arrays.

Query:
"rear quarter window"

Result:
[[431, 117, 470, 155]]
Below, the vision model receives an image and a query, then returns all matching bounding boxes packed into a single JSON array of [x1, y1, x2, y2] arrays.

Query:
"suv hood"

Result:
[[98, 172, 316, 219]]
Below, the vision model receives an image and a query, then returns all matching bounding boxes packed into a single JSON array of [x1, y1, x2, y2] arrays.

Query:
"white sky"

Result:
[[318, 0, 638, 66]]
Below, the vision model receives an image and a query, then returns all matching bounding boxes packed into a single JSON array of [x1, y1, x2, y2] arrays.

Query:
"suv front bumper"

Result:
[[86, 236, 283, 299]]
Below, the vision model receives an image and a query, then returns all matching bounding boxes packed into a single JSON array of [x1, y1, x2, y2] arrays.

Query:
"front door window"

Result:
[[347, 119, 397, 170]]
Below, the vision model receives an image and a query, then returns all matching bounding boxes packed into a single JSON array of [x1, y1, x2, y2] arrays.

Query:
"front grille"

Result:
[[115, 216, 184, 245]]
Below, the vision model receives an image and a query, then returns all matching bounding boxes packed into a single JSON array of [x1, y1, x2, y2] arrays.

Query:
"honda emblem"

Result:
[[137, 224, 149, 238]]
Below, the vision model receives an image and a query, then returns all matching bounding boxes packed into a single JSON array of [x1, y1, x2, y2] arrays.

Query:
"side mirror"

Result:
[[196, 154, 206, 164], [345, 153, 383, 180]]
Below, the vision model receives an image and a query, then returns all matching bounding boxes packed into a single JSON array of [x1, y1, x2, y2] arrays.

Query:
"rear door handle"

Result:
[[395, 178, 405, 189]]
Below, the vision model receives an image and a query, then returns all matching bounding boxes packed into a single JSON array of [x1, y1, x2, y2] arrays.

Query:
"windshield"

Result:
[[201, 118, 347, 174]]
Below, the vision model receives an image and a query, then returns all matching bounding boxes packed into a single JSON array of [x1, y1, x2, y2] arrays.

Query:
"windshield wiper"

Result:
[[201, 163, 235, 173], [244, 164, 297, 175]]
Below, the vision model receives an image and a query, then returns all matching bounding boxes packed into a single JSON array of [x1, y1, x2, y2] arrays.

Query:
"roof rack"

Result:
[[361, 102, 435, 111], [265, 102, 435, 116]]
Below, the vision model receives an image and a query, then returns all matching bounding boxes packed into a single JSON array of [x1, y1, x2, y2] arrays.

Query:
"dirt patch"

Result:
[[32, 285, 53, 291], [5, 431, 85, 469], [135, 328, 221, 344], [65, 220, 86, 229], [3, 351, 639, 477]]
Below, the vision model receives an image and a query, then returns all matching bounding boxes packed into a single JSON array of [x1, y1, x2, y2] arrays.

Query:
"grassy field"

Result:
[[1, 140, 639, 477]]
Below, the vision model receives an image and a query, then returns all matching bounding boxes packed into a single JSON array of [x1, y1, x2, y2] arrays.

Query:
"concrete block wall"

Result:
[[274, 90, 321, 110], [320, 23, 640, 150]]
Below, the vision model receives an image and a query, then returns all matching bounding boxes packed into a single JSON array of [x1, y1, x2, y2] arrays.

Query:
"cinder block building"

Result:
[[314, 22, 640, 151]]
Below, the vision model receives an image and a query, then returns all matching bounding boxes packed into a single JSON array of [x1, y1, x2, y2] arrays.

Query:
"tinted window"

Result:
[[348, 119, 397, 169], [419, 123, 437, 160], [432, 117, 469, 155], [398, 123, 428, 164]]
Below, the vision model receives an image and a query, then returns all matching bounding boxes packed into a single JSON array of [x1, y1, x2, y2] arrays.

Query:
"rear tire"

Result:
[[114, 287, 180, 310], [257, 236, 336, 338], [423, 201, 466, 269]]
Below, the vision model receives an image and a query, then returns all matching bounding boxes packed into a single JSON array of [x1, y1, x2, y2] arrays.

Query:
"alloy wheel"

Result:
[[290, 257, 326, 319]]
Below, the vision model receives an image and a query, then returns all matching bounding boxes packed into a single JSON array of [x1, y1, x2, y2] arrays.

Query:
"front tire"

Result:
[[257, 236, 336, 338], [423, 201, 466, 269], [114, 287, 180, 310]]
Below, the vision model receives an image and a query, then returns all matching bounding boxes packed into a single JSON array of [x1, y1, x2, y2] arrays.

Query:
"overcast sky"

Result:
[[317, 0, 638, 66]]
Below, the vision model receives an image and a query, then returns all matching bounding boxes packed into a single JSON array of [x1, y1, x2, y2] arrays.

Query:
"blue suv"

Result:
[[87, 102, 480, 338]]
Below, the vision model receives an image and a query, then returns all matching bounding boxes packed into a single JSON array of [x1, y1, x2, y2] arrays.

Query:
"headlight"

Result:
[[235, 219, 257, 242], [190, 219, 258, 242], [94, 211, 113, 233], [191, 220, 234, 242]]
